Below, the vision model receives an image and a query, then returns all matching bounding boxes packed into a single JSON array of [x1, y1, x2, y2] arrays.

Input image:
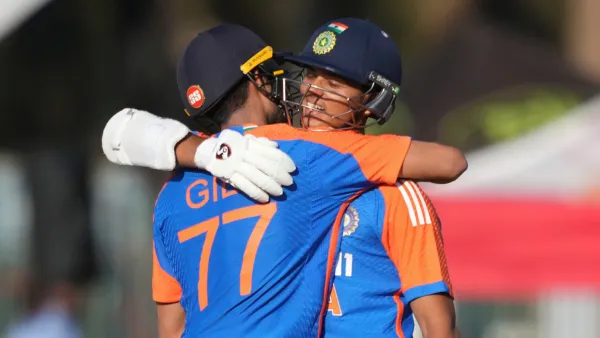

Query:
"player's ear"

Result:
[[362, 89, 384, 118], [357, 109, 371, 126], [250, 69, 264, 86], [354, 93, 373, 118]]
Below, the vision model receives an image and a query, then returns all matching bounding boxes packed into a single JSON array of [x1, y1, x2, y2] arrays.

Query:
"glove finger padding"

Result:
[[243, 153, 294, 187], [195, 128, 295, 203], [238, 162, 284, 197], [246, 137, 297, 175], [228, 173, 269, 203], [254, 137, 280, 148]]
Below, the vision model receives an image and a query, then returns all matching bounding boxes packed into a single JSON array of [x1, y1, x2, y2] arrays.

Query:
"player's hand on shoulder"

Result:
[[101, 109, 296, 203], [102, 108, 191, 170], [194, 128, 296, 203]]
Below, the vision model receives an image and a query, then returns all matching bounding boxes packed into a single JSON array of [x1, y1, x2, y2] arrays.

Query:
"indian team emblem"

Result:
[[313, 31, 336, 55], [342, 206, 359, 236]]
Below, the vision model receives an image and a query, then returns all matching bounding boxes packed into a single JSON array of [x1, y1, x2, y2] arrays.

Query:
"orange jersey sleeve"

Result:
[[152, 241, 183, 303], [152, 179, 182, 303], [379, 180, 453, 303], [247, 124, 411, 186]]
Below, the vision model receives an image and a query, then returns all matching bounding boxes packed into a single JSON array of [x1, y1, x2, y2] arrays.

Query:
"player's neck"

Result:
[[346, 127, 364, 134], [222, 108, 267, 129], [221, 96, 267, 129]]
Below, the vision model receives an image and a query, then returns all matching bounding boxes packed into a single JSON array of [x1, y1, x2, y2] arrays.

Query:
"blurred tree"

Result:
[[0, 1, 177, 336], [475, 0, 564, 42], [0, 0, 87, 149], [206, 0, 369, 52], [564, 0, 600, 82], [398, 1, 599, 149]]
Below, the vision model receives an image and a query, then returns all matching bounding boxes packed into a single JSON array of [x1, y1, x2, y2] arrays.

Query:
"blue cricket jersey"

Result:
[[324, 180, 453, 338], [152, 124, 412, 337]]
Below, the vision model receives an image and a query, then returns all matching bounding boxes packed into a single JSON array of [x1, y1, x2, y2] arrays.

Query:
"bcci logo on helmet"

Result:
[[342, 206, 359, 236], [216, 143, 231, 160], [313, 31, 336, 55]]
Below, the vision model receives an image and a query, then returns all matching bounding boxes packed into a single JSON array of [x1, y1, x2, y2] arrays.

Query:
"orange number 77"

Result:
[[177, 203, 277, 310]]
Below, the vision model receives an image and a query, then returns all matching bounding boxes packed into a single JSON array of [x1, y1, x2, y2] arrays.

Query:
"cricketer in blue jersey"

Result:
[[278, 18, 460, 338], [102, 22, 465, 338], [153, 124, 412, 338], [149, 23, 463, 338], [325, 181, 453, 338]]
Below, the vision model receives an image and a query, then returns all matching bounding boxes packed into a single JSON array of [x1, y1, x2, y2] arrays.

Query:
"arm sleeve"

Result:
[[153, 217, 183, 303], [379, 180, 453, 304], [247, 125, 412, 196], [309, 132, 411, 187], [310, 132, 412, 194]]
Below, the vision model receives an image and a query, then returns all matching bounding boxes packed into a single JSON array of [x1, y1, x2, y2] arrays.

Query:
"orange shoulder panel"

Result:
[[379, 180, 453, 295], [248, 125, 411, 184]]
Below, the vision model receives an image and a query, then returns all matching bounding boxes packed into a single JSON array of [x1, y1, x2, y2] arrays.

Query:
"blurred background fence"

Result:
[[1, 0, 599, 337]]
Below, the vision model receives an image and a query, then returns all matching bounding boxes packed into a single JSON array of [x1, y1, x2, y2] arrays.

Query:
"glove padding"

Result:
[[102, 108, 190, 170], [194, 129, 296, 203], [102, 108, 297, 203]]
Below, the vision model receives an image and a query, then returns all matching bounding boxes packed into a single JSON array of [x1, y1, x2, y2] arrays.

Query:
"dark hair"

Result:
[[191, 78, 252, 134], [207, 78, 250, 125]]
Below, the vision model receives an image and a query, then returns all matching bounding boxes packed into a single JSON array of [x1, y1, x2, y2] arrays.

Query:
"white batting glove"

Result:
[[102, 108, 190, 170], [101, 108, 297, 202], [194, 129, 296, 202]]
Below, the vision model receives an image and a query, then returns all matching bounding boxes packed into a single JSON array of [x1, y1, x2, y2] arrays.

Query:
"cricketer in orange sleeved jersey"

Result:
[[277, 18, 459, 336], [152, 124, 412, 338], [325, 180, 453, 338], [140, 18, 462, 338]]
